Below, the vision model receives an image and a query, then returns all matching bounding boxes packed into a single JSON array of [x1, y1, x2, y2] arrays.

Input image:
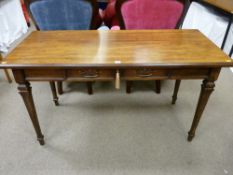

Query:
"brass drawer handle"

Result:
[[80, 70, 99, 78], [136, 69, 153, 77], [82, 74, 99, 78]]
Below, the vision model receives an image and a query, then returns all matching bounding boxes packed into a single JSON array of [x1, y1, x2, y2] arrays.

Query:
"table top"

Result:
[[203, 0, 233, 13], [1, 30, 232, 68]]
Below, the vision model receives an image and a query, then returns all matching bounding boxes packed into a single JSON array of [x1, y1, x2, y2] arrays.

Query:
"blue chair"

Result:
[[24, 0, 101, 105]]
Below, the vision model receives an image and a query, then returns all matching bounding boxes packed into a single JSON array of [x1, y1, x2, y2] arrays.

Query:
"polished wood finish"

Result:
[[1, 30, 232, 145], [203, 0, 233, 13], [2, 30, 231, 67]]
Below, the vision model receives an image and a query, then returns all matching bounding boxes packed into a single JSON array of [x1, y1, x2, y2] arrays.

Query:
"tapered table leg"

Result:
[[86, 82, 93, 95], [49, 81, 59, 106], [18, 82, 45, 145], [57, 81, 63, 95], [126, 81, 132, 94], [188, 79, 215, 141], [155, 80, 161, 94], [172, 80, 181, 104]]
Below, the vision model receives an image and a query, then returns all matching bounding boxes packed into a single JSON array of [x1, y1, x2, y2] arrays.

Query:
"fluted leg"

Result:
[[18, 82, 45, 145], [57, 81, 63, 95], [49, 81, 59, 106], [188, 79, 215, 141], [172, 80, 181, 104], [155, 80, 161, 94]]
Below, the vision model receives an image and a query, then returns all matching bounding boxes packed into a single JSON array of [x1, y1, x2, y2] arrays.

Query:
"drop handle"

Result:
[[115, 70, 120, 89]]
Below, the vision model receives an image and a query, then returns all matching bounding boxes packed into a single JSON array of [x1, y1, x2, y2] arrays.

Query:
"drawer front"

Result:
[[123, 68, 169, 80], [24, 69, 65, 81], [67, 69, 115, 81], [123, 68, 209, 80]]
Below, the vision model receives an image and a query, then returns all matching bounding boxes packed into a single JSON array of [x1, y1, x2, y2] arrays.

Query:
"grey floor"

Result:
[[0, 69, 233, 175]]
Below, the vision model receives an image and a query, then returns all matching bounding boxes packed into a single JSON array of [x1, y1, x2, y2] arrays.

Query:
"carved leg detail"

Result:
[[86, 82, 93, 95], [188, 80, 215, 142], [49, 81, 59, 106], [155, 80, 161, 94], [126, 81, 132, 94], [18, 82, 45, 145], [172, 80, 181, 105], [57, 81, 63, 95]]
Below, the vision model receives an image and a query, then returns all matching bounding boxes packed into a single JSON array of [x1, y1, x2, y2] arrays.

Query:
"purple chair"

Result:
[[115, 0, 190, 94]]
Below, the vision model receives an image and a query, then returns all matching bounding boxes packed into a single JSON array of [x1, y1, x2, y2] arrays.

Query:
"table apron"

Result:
[[21, 68, 211, 81]]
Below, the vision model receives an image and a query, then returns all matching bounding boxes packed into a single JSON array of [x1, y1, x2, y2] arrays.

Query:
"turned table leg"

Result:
[[49, 81, 59, 106], [172, 80, 181, 104]]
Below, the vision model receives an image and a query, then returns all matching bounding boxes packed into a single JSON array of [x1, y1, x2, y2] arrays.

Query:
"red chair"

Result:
[[105, 0, 190, 93]]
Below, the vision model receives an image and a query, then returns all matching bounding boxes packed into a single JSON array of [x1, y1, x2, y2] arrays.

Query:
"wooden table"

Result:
[[198, 0, 233, 51], [0, 30, 232, 145]]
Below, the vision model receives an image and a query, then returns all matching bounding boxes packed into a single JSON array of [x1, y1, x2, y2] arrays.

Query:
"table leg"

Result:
[[18, 81, 45, 145], [126, 81, 132, 94], [49, 81, 59, 106], [86, 82, 93, 95], [221, 15, 232, 50], [188, 79, 215, 141], [57, 81, 63, 95], [4, 69, 12, 83], [155, 80, 161, 94], [172, 80, 181, 105]]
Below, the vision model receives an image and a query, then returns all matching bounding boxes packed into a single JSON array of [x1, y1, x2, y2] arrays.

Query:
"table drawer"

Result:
[[123, 68, 169, 80], [123, 68, 209, 80], [24, 69, 65, 81], [67, 69, 115, 81]]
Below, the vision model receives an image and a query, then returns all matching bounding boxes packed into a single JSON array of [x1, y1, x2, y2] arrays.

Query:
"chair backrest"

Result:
[[116, 0, 190, 30], [24, 0, 99, 30]]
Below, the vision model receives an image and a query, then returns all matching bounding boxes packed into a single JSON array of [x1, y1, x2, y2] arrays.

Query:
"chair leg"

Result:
[[86, 82, 93, 95], [57, 81, 63, 95], [49, 81, 59, 106], [155, 80, 161, 94], [126, 81, 132, 94], [4, 69, 12, 83], [229, 45, 233, 57], [172, 80, 181, 105]]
